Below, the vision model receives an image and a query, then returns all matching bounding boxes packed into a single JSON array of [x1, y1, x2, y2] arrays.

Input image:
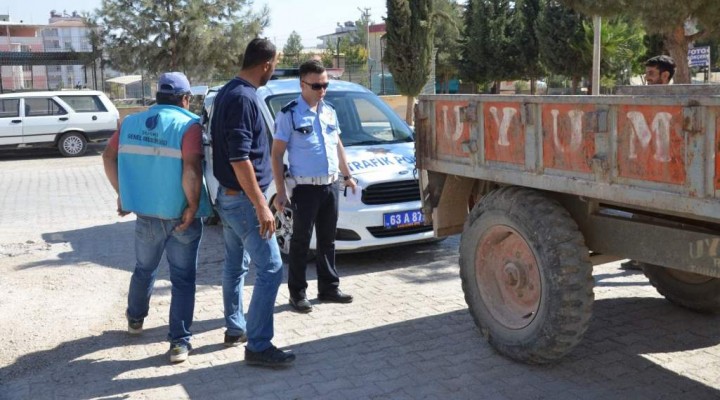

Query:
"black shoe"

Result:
[[224, 332, 248, 347], [289, 297, 313, 313], [318, 289, 353, 304], [245, 345, 296, 368], [620, 260, 642, 271]]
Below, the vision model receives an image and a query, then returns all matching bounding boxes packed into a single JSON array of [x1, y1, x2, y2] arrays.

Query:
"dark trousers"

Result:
[[287, 183, 340, 299]]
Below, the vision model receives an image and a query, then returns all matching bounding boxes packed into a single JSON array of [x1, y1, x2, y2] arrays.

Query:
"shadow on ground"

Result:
[[0, 143, 105, 162], [2, 296, 720, 400], [17, 223, 459, 289]]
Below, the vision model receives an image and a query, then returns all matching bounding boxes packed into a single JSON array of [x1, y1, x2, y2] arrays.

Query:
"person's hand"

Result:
[[174, 207, 196, 232], [345, 177, 358, 194], [273, 191, 289, 212], [256, 204, 276, 239], [117, 197, 130, 217]]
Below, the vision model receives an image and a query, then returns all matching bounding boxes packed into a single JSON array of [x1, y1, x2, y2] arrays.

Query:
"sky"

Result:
[[0, 0, 388, 48]]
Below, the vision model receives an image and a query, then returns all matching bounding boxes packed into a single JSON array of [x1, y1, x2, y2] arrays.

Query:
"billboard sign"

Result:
[[688, 46, 711, 68]]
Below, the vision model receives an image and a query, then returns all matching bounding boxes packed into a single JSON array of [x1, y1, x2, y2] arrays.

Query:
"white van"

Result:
[[0, 90, 119, 156]]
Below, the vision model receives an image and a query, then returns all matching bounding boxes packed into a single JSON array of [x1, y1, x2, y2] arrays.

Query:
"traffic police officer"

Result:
[[271, 59, 356, 313]]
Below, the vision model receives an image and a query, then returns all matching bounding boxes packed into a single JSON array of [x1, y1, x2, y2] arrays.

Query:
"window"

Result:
[[58, 95, 107, 113], [0, 99, 19, 118], [265, 91, 413, 147], [24, 98, 67, 116]]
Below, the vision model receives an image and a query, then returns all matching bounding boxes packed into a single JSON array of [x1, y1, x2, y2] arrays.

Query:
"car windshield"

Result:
[[266, 91, 413, 146]]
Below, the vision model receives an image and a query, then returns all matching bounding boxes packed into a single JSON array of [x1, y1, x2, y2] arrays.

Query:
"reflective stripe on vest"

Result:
[[119, 144, 183, 159]]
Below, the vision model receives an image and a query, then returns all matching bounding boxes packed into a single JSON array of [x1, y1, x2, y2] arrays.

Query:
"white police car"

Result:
[[203, 76, 434, 254]]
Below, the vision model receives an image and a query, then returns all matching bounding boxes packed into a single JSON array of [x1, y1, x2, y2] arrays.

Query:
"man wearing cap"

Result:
[[103, 71, 212, 363]]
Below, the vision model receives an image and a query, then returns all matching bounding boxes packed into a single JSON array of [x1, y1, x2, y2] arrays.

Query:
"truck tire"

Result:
[[58, 132, 87, 157], [459, 186, 594, 364], [640, 264, 720, 313]]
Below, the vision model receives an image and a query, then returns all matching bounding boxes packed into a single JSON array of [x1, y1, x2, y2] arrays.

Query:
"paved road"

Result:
[[1, 148, 720, 400]]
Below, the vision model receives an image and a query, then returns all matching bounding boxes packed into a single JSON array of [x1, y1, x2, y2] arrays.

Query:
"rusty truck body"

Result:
[[415, 85, 720, 364]]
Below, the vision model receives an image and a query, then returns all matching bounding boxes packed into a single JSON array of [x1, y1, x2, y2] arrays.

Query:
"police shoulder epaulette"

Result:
[[281, 100, 298, 113]]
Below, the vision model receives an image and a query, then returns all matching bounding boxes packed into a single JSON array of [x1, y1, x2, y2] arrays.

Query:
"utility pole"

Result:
[[358, 7, 371, 88]]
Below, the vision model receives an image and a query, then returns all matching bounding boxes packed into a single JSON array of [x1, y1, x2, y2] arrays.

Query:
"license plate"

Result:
[[383, 210, 424, 229]]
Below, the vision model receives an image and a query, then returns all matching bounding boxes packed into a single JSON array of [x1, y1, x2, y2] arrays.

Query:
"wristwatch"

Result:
[[343, 175, 352, 181]]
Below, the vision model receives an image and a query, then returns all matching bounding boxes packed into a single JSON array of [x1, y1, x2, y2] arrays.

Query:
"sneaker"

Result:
[[289, 297, 313, 313], [245, 345, 295, 368], [126, 313, 144, 335], [170, 342, 192, 363], [224, 332, 248, 347]]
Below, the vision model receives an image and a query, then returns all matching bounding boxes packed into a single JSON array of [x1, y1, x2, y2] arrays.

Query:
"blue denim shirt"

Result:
[[273, 95, 340, 177]]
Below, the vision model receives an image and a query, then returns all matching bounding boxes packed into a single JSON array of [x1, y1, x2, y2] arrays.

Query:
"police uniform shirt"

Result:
[[273, 95, 340, 178]]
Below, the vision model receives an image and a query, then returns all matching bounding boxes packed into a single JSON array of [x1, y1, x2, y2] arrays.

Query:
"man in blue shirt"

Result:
[[271, 60, 357, 313], [210, 38, 295, 368]]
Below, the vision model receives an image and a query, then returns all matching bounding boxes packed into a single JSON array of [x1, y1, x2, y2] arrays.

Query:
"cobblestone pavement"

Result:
[[1, 147, 720, 400]]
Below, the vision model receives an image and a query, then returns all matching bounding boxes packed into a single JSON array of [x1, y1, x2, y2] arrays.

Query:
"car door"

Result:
[[56, 94, 117, 133], [22, 97, 69, 144], [0, 98, 22, 145]]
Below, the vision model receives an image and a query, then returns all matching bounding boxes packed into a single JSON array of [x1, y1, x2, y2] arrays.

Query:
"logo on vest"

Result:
[[145, 114, 160, 130]]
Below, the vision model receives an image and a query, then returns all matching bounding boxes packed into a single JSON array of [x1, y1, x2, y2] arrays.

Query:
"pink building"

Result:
[[0, 21, 48, 91]]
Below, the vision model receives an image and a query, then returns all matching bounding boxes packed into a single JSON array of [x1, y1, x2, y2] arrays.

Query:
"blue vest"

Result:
[[118, 104, 212, 219]]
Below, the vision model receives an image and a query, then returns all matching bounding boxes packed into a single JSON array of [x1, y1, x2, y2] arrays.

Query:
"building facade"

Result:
[[43, 11, 99, 90], [0, 16, 48, 91]]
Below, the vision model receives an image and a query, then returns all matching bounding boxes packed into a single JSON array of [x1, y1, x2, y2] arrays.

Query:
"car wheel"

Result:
[[271, 202, 315, 263], [58, 132, 87, 157]]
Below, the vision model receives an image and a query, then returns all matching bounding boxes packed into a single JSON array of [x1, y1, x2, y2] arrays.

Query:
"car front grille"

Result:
[[366, 224, 433, 238], [362, 179, 421, 205]]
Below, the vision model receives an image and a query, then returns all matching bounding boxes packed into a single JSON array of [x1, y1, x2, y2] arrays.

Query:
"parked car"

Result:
[[203, 77, 435, 254], [0, 90, 119, 157]]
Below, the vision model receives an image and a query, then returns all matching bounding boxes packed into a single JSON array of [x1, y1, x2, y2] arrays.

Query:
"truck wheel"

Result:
[[459, 186, 594, 364], [58, 132, 87, 157], [640, 264, 720, 313]]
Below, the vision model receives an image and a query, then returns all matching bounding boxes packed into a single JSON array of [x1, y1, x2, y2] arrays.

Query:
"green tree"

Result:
[[536, 0, 587, 92], [433, 0, 463, 93], [575, 17, 646, 88], [558, 0, 720, 83], [94, 0, 269, 81], [511, 0, 544, 93], [459, 0, 515, 92], [282, 31, 304, 67], [384, 0, 435, 123]]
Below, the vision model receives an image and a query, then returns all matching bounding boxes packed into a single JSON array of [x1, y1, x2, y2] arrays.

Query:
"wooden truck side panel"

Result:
[[418, 94, 719, 226]]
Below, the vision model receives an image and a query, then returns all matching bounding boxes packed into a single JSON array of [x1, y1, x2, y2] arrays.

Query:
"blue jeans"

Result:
[[126, 215, 202, 346], [216, 187, 284, 353]]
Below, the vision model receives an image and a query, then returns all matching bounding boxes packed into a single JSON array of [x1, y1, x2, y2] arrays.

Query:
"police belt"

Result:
[[288, 174, 337, 185]]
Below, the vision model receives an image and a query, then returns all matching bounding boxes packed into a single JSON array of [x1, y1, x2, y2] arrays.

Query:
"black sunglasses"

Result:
[[302, 80, 330, 91]]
